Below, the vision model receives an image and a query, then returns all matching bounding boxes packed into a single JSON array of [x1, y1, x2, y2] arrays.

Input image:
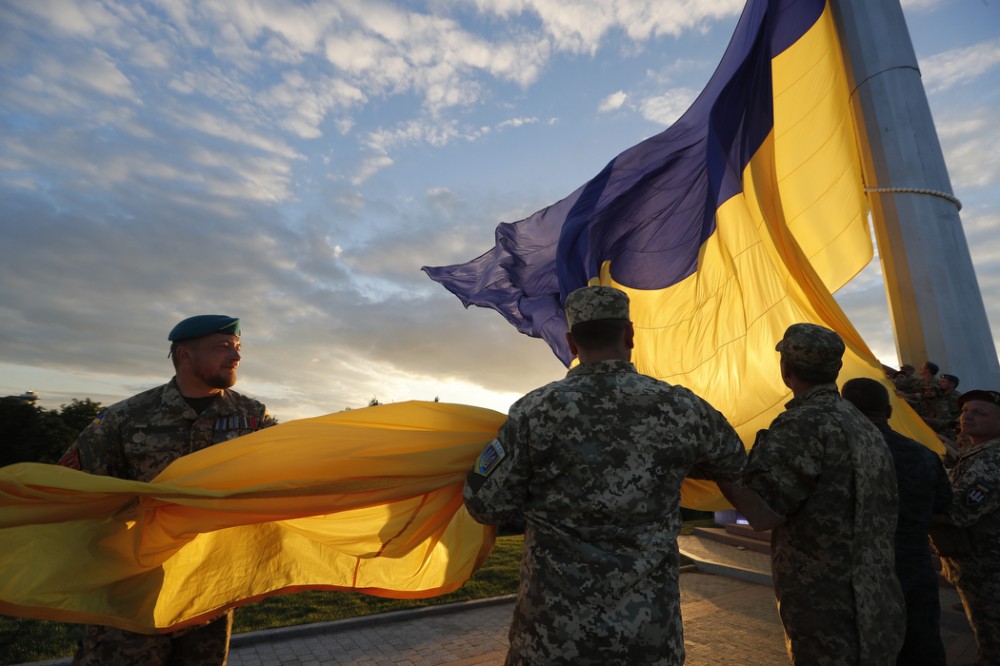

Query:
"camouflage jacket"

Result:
[[922, 390, 962, 436], [463, 360, 746, 666], [943, 436, 1000, 573], [738, 384, 904, 665], [59, 379, 272, 482]]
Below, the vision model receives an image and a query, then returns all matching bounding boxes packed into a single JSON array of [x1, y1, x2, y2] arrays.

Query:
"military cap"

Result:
[[168, 314, 240, 342], [774, 323, 845, 374], [940, 373, 960, 386], [565, 286, 630, 327], [958, 389, 1000, 409]]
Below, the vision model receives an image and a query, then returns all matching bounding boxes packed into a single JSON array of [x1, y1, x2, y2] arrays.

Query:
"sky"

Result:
[[1, 0, 998, 424]]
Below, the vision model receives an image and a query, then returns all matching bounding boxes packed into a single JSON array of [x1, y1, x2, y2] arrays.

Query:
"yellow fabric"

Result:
[[600, 4, 941, 510], [0, 401, 503, 633]]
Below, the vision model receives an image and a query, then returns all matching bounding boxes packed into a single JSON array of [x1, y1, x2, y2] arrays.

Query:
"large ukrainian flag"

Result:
[[425, 0, 940, 508]]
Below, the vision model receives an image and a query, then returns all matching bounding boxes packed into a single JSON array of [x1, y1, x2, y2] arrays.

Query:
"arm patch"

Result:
[[966, 483, 992, 506], [473, 439, 506, 477]]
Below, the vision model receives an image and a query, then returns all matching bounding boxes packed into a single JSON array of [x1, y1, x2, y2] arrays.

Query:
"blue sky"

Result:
[[1, 0, 998, 423]]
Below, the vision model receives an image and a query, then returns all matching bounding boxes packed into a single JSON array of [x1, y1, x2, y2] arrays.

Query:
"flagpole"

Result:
[[829, 0, 1000, 388]]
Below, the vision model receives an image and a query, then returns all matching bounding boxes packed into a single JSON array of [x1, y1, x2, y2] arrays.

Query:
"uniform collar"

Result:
[[163, 378, 229, 416], [785, 382, 839, 410], [959, 436, 1000, 460], [566, 359, 637, 377]]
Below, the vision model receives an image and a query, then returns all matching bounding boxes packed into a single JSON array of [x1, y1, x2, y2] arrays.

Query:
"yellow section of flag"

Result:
[[0, 401, 503, 633]]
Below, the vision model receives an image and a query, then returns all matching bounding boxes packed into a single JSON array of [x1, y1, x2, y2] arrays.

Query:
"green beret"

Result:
[[565, 286, 630, 327], [775, 323, 844, 374], [168, 315, 240, 342]]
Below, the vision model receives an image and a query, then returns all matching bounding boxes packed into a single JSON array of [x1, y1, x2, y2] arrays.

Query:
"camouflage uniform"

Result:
[[737, 384, 905, 665], [464, 360, 746, 665], [59, 378, 272, 666], [922, 389, 962, 439], [940, 435, 1000, 665]]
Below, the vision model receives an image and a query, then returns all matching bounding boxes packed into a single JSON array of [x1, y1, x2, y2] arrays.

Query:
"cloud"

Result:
[[936, 107, 1000, 190], [598, 90, 628, 113], [638, 88, 698, 126], [921, 38, 1000, 93], [468, 0, 743, 54]]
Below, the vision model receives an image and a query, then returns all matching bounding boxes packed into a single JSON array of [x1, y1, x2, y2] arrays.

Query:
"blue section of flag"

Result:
[[422, 0, 825, 365]]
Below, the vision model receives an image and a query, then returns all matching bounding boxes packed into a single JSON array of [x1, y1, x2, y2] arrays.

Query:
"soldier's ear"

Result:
[[566, 331, 579, 358]]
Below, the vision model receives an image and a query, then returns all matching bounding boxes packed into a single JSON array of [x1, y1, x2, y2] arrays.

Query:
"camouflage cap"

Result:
[[565, 286, 630, 327], [958, 389, 1000, 409], [775, 323, 844, 374], [168, 314, 240, 342]]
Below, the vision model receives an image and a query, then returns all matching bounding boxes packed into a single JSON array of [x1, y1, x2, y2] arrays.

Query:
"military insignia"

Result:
[[966, 483, 991, 506], [132, 432, 146, 443], [474, 439, 506, 477], [57, 449, 81, 470]]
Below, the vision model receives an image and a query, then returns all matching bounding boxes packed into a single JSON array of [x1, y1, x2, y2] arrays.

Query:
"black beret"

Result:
[[958, 390, 1000, 409], [168, 315, 240, 342]]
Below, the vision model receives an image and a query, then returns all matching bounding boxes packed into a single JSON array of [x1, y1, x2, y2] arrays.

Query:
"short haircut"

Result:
[[783, 358, 839, 386], [570, 319, 629, 350], [168, 340, 197, 370], [841, 377, 890, 418], [924, 361, 940, 375]]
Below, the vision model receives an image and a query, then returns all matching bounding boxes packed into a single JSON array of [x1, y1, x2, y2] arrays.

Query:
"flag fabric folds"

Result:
[[424, 0, 941, 511], [0, 401, 504, 633]]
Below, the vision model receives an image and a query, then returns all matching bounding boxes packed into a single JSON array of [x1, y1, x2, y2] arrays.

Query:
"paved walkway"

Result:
[[225, 572, 787, 666], [25, 533, 979, 666]]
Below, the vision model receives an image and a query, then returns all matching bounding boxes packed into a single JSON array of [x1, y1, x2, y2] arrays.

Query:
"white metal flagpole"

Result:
[[829, 0, 1000, 389]]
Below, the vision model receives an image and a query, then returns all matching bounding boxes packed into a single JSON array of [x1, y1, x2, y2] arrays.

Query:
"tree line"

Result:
[[0, 397, 102, 467]]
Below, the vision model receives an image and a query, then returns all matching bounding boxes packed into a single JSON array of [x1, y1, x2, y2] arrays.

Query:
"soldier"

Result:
[[58, 314, 274, 666], [463, 286, 746, 666], [927, 373, 963, 439], [939, 389, 1000, 665], [720, 323, 905, 665], [892, 363, 921, 394], [842, 377, 951, 666]]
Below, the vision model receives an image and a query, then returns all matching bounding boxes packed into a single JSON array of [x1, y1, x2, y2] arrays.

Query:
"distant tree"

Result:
[[59, 398, 102, 435], [0, 397, 76, 466]]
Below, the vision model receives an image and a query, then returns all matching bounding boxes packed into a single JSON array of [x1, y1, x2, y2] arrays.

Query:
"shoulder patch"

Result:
[[57, 449, 81, 470], [966, 483, 991, 506], [473, 439, 507, 477]]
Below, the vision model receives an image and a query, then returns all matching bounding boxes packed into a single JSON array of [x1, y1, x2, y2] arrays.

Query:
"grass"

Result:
[[1, 518, 718, 664]]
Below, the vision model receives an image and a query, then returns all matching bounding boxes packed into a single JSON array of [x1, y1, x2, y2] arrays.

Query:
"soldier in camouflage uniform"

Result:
[[922, 373, 962, 440], [722, 324, 905, 665], [939, 389, 1000, 665], [463, 286, 746, 666], [58, 314, 273, 666]]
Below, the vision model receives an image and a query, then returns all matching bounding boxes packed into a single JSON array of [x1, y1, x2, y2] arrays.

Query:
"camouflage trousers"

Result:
[[951, 567, 1000, 665], [73, 611, 232, 666]]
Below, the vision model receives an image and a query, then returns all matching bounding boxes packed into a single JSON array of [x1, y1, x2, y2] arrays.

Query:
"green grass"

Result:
[[0, 535, 524, 665]]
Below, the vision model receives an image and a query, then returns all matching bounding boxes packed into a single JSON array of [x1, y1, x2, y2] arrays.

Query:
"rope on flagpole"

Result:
[[864, 186, 962, 211]]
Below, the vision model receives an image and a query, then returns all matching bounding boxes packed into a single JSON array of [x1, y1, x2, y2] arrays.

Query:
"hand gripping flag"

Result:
[[424, 0, 941, 510]]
